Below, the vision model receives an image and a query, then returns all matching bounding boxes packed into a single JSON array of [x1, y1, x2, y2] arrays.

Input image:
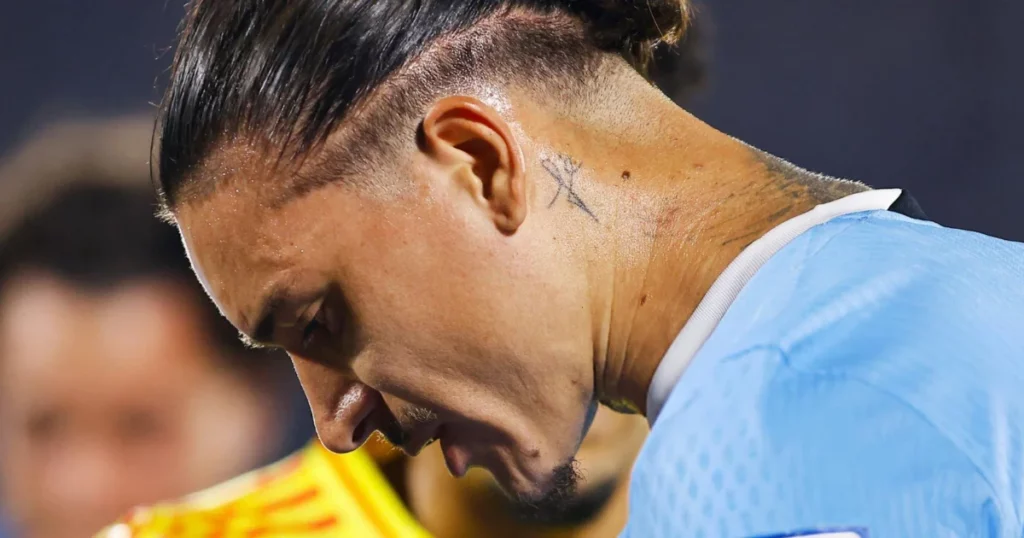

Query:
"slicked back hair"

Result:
[[157, 0, 690, 212]]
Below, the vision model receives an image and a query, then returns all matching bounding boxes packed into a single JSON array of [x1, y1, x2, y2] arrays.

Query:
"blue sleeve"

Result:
[[624, 346, 1008, 538]]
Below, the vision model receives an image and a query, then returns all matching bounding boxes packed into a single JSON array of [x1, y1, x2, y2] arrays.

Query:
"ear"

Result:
[[421, 96, 527, 234]]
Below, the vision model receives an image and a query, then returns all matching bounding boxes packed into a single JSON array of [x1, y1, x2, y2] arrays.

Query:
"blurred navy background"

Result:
[[688, 0, 1023, 241]]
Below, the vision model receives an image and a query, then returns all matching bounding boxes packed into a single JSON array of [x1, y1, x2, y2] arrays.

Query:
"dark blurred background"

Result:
[[1, 0, 1021, 239], [0, 2, 1020, 537]]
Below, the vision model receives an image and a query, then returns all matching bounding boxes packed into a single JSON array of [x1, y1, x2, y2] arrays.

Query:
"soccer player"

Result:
[[152, 1, 1024, 536], [112, 29, 706, 538]]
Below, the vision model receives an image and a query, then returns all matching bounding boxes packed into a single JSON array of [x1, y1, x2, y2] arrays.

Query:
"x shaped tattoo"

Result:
[[541, 155, 598, 222]]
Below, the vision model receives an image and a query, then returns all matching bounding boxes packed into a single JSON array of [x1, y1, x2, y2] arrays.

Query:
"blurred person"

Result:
[[0, 119, 292, 537], [152, 1, 1024, 537]]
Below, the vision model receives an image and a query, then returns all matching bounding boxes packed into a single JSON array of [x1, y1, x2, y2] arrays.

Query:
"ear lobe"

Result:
[[421, 96, 527, 235]]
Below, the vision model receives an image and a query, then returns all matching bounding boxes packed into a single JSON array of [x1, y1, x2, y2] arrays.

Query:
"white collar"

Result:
[[646, 189, 903, 424]]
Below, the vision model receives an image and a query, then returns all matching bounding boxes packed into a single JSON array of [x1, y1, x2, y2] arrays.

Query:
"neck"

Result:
[[554, 84, 865, 416]]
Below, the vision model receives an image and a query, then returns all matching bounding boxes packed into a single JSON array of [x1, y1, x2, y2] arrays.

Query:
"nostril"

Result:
[[326, 383, 385, 452], [352, 418, 371, 447]]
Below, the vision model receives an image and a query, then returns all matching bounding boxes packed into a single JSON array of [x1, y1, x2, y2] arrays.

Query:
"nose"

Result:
[[316, 382, 385, 454], [46, 438, 127, 522]]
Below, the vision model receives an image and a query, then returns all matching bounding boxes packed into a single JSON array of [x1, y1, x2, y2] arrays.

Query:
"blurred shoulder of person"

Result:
[[100, 440, 429, 538], [0, 117, 299, 538]]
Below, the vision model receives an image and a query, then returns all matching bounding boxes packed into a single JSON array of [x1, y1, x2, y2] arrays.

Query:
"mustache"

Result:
[[377, 405, 438, 447]]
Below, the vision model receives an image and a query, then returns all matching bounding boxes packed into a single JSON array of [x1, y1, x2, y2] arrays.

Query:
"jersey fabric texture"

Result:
[[97, 441, 431, 538], [625, 210, 1024, 537]]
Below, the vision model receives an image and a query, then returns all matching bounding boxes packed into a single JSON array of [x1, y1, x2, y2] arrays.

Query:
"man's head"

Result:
[[0, 129, 286, 536], [159, 0, 689, 507]]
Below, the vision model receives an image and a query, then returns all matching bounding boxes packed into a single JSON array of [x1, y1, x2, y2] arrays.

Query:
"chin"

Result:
[[500, 476, 620, 526], [463, 417, 591, 512], [494, 457, 584, 522]]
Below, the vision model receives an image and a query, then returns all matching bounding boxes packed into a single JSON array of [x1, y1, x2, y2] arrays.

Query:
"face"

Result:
[[176, 98, 599, 504], [0, 276, 268, 537]]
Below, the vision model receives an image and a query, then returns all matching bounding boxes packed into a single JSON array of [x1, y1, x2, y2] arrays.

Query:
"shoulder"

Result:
[[708, 210, 1024, 399], [627, 213, 1024, 536], [779, 211, 1024, 308], [96, 441, 429, 538], [757, 209, 1024, 296], [631, 345, 1012, 537]]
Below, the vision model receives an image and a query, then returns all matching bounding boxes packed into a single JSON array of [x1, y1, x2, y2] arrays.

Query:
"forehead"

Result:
[[171, 143, 425, 331], [0, 278, 212, 402], [173, 174, 337, 330]]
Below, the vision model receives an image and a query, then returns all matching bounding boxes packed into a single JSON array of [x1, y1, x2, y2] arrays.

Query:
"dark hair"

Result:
[[158, 0, 690, 211], [650, 17, 707, 105], [0, 181, 263, 368]]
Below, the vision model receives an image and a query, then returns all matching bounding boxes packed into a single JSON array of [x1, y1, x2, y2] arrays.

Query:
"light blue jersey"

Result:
[[625, 199, 1024, 537]]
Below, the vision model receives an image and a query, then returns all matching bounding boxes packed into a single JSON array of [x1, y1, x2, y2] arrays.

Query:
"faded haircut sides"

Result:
[[157, 0, 690, 213]]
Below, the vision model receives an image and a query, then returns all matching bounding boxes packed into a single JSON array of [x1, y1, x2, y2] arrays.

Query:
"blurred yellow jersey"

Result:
[[97, 440, 431, 538]]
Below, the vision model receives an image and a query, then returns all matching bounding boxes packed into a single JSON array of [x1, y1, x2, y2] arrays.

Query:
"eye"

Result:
[[302, 306, 327, 349], [25, 409, 65, 444]]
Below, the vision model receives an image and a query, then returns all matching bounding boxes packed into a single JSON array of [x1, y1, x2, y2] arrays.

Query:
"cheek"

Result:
[[350, 337, 474, 413], [343, 198, 590, 426], [352, 207, 522, 347], [346, 220, 506, 381]]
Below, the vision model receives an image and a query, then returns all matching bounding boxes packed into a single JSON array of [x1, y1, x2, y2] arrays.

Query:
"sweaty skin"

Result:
[[174, 62, 842, 504]]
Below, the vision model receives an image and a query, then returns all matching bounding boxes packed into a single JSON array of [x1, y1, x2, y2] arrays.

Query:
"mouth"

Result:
[[401, 421, 443, 457], [400, 422, 470, 477]]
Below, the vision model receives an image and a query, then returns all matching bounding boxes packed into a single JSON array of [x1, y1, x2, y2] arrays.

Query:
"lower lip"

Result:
[[440, 428, 469, 478]]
